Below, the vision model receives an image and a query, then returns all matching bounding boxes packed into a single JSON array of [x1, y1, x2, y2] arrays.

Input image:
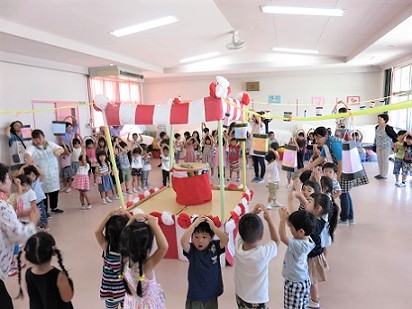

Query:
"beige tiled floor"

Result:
[[5, 161, 412, 308]]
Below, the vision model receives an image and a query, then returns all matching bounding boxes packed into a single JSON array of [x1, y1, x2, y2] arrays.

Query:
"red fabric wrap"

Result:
[[135, 105, 155, 124], [105, 102, 121, 126], [170, 103, 189, 124], [172, 173, 212, 206], [204, 97, 223, 122]]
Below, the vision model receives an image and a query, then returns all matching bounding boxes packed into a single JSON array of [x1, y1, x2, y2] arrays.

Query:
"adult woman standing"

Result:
[[305, 126, 368, 225], [374, 114, 397, 179], [249, 112, 266, 183], [4, 121, 27, 173], [0, 162, 39, 308], [25, 130, 65, 214]]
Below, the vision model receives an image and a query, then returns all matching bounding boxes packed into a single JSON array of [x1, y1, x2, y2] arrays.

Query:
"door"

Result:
[[32, 102, 59, 144]]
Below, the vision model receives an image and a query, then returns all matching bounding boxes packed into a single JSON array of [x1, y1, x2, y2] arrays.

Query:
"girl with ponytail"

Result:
[[119, 213, 168, 308], [16, 231, 74, 308]]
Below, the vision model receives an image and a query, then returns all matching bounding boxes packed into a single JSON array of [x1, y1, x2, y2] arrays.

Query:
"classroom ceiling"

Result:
[[0, 0, 412, 79]]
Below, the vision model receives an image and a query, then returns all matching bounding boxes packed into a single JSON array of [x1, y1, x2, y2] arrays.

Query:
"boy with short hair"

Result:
[[268, 131, 278, 146], [160, 145, 170, 187], [174, 133, 183, 163], [278, 208, 316, 309], [321, 162, 342, 200], [234, 203, 280, 308], [181, 215, 229, 309]]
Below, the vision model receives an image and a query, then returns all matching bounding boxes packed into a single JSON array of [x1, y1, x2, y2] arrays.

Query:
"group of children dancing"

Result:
[[55, 130, 155, 207], [10, 146, 340, 308], [172, 123, 242, 182]]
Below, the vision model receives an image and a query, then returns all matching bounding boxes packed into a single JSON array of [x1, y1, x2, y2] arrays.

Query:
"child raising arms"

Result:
[[120, 213, 169, 308], [181, 215, 229, 309], [278, 208, 316, 309], [305, 193, 338, 308], [17, 232, 74, 308], [235, 204, 280, 308], [96, 150, 115, 205], [95, 208, 132, 309], [72, 147, 91, 210]]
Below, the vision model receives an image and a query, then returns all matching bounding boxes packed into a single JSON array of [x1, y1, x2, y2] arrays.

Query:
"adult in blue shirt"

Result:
[[305, 127, 354, 225]]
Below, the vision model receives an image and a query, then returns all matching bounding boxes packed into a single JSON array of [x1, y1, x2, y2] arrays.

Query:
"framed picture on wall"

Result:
[[268, 95, 281, 104], [347, 96, 360, 105], [312, 96, 325, 106]]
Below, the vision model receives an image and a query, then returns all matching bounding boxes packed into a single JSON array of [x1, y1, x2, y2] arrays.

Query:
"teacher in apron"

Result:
[[25, 130, 64, 215]]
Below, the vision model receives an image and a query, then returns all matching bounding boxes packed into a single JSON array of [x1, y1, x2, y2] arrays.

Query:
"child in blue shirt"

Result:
[[279, 208, 316, 309], [180, 215, 229, 309]]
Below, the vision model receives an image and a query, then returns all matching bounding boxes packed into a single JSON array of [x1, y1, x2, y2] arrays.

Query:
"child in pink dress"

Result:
[[184, 135, 198, 163], [71, 147, 91, 210], [120, 213, 168, 309]]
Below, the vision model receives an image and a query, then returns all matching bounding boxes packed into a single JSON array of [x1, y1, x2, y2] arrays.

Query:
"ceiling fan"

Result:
[[226, 30, 245, 50]]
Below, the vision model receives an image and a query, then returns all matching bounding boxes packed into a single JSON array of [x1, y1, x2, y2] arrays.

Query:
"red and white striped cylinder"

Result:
[[103, 97, 244, 126]]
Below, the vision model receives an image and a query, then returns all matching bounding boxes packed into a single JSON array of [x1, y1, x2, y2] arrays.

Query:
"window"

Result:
[[390, 63, 412, 130], [88, 77, 142, 128]]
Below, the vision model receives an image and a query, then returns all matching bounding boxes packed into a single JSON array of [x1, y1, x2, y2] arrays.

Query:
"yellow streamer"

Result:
[[0, 102, 93, 115], [225, 98, 412, 122]]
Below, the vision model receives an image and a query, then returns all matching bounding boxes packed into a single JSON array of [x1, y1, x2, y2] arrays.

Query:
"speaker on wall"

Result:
[[246, 81, 260, 91]]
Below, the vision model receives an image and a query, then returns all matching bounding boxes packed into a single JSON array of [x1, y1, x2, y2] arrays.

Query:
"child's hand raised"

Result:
[[192, 215, 206, 227], [293, 177, 302, 191], [204, 216, 216, 229], [260, 206, 272, 222], [146, 214, 159, 227], [278, 207, 290, 221], [251, 203, 265, 215]]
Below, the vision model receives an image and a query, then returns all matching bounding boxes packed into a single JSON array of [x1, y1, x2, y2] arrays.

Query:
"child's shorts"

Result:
[[308, 253, 329, 283], [393, 157, 403, 175], [236, 294, 268, 309], [61, 166, 74, 180], [287, 171, 299, 180], [185, 298, 218, 309], [268, 182, 279, 200], [228, 160, 240, 172], [131, 168, 142, 177], [122, 168, 131, 182], [402, 161, 412, 175]]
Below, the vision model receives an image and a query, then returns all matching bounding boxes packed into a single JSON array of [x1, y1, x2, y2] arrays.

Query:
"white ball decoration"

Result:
[[162, 211, 175, 226], [94, 94, 110, 111]]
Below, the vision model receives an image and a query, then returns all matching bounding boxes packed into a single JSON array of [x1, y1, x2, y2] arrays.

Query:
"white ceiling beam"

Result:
[[345, 2, 412, 62], [0, 18, 163, 73], [0, 51, 88, 74]]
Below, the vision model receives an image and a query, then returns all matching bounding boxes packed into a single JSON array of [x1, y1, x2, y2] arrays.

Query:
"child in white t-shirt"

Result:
[[14, 174, 37, 223], [235, 203, 280, 308], [160, 146, 171, 187], [265, 150, 282, 210]]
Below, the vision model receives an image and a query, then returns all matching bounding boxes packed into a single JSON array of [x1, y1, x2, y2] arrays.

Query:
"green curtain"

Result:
[[384, 68, 392, 106]]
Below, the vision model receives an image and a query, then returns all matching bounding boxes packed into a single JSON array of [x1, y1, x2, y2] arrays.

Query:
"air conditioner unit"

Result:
[[88, 66, 144, 82]]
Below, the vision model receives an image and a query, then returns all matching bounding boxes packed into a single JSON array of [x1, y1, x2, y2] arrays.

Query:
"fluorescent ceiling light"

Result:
[[272, 47, 319, 55], [110, 16, 178, 37], [261, 6, 344, 16], [180, 52, 221, 64]]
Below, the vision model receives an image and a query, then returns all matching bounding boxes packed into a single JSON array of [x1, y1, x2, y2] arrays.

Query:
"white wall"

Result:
[[144, 71, 383, 136], [0, 61, 91, 165]]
